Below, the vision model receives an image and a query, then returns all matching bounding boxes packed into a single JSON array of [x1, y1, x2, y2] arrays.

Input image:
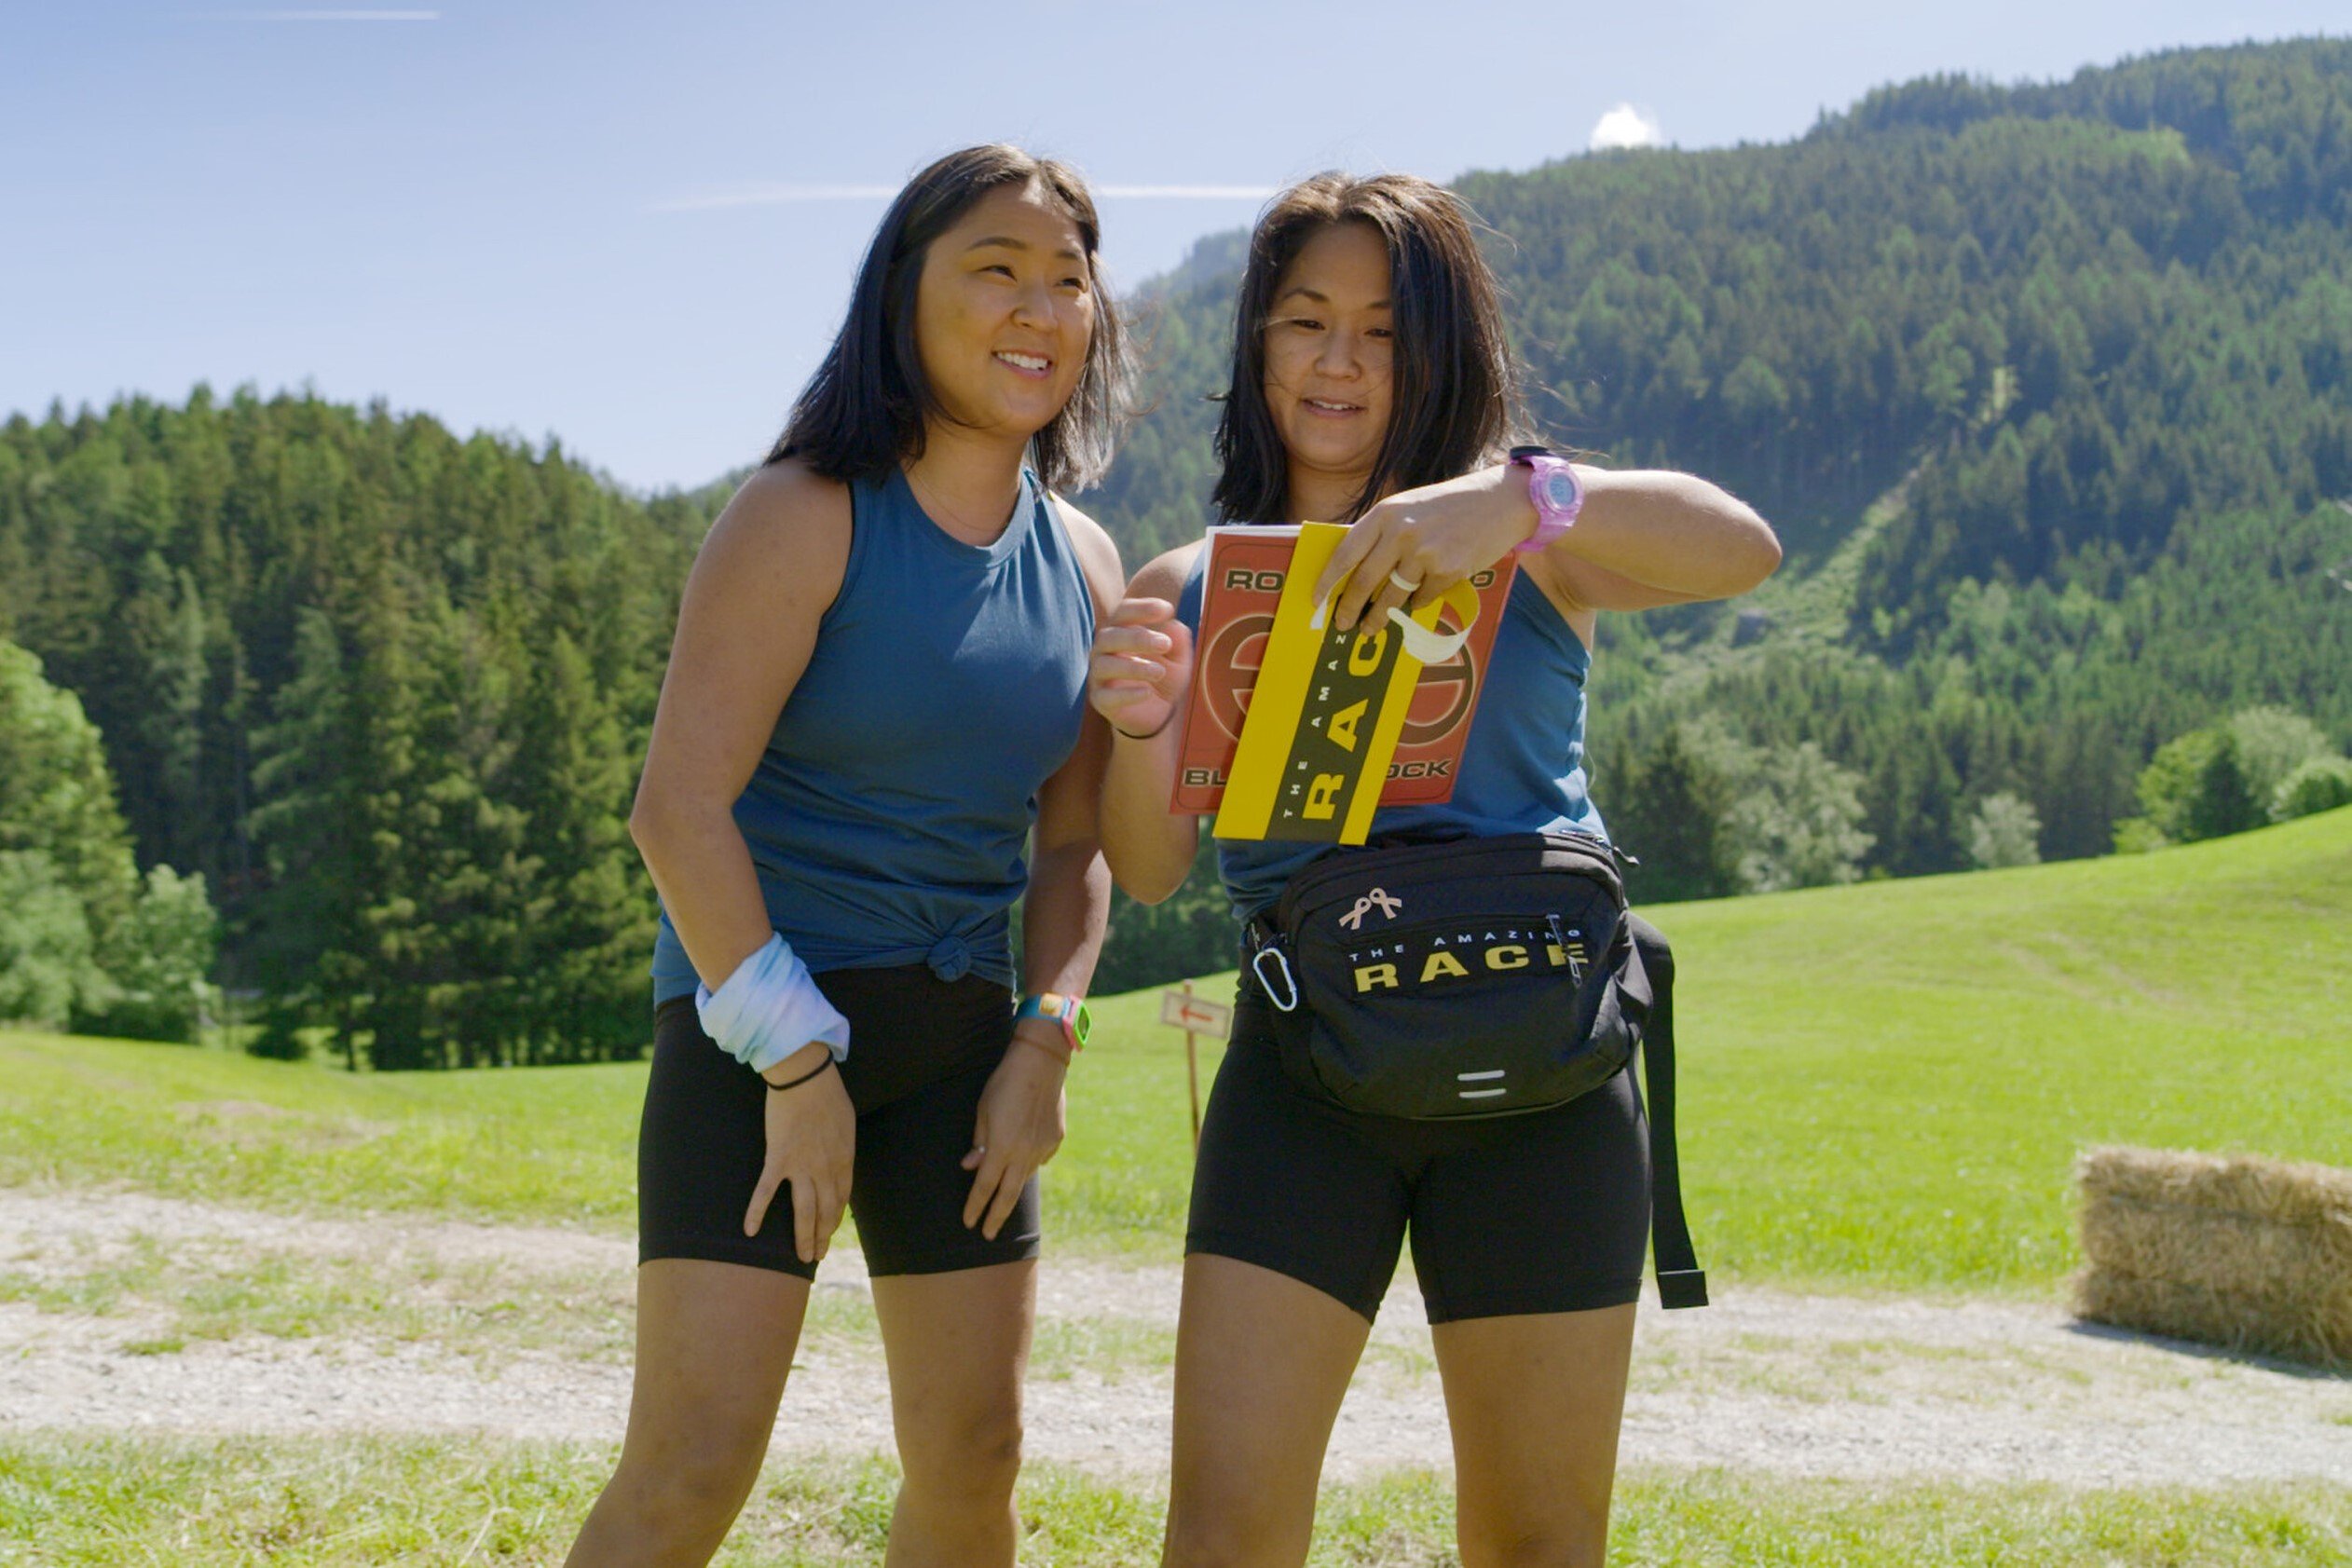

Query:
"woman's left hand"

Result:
[[1313, 465, 1539, 634], [962, 1023, 1070, 1240]]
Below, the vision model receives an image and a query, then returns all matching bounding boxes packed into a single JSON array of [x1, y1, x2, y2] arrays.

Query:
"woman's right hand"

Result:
[[744, 1043, 856, 1263], [1088, 595, 1194, 741]]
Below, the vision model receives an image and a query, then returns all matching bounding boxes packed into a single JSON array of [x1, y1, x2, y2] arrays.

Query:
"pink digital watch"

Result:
[[1509, 444, 1583, 553]]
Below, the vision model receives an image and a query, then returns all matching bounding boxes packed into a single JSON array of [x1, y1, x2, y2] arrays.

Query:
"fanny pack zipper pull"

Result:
[[1547, 913, 1584, 983]]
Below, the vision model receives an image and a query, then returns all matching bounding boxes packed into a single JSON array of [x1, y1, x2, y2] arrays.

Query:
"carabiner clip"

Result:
[[1251, 944, 1300, 1013]]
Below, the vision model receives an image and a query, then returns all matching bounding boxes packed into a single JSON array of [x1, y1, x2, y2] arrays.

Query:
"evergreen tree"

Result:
[[247, 607, 365, 1063], [512, 631, 656, 1063], [1607, 724, 1740, 903], [395, 600, 542, 1069]]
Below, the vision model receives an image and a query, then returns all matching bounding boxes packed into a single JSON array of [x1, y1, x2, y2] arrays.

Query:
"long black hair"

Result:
[[1212, 172, 1524, 524], [768, 144, 1130, 491]]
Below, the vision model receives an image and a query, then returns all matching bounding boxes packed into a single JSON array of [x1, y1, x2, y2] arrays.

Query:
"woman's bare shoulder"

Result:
[[708, 459, 854, 559], [683, 459, 855, 630]]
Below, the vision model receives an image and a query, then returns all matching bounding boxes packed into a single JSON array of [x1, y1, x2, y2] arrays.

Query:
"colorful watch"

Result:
[[1508, 444, 1583, 553], [1014, 992, 1091, 1053]]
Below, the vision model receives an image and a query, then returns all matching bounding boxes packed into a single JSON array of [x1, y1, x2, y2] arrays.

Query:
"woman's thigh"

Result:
[[1430, 1303, 1637, 1568], [1165, 1254, 1373, 1568], [566, 1261, 807, 1567], [868, 1259, 1036, 1473], [616, 1257, 811, 1481], [1406, 1070, 1648, 1562]]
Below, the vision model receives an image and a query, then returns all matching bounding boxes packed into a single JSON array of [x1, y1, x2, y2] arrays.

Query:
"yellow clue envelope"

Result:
[[1211, 522, 1481, 845]]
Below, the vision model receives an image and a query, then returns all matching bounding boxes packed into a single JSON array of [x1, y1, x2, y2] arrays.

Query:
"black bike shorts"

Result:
[[638, 965, 1040, 1279], [1186, 986, 1650, 1324]]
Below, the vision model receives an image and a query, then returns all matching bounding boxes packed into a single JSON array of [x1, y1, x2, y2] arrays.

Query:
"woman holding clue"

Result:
[[566, 144, 1129, 1568], [1089, 173, 1781, 1567]]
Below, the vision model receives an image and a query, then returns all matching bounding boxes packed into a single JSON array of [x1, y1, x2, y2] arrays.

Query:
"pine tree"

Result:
[[513, 631, 656, 1062], [247, 607, 364, 1063], [1609, 726, 1740, 904], [395, 600, 540, 1069]]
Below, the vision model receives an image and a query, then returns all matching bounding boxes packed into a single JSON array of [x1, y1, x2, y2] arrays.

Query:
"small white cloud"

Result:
[[1589, 104, 1664, 152]]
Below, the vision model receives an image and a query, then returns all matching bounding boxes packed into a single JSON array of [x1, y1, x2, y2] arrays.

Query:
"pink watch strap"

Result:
[[1510, 447, 1582, 553]]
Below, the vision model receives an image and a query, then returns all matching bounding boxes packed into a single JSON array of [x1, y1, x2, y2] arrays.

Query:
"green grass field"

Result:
[[2, 808, 2345, 1295], [4, 1436, 2346, 1566]]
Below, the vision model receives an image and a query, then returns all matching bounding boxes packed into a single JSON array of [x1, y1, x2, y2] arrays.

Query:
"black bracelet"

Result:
[[764, 1053, 837, 1093]]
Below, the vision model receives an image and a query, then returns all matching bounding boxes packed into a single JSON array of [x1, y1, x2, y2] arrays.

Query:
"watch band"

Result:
[[1014, 992, 1091, 1053], [1508, 444, 1583, 553]]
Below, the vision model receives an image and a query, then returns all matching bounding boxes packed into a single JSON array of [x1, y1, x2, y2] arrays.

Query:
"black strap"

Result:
[[764, 1052, 837, 1093], [1626, 913, 1707, 1309]]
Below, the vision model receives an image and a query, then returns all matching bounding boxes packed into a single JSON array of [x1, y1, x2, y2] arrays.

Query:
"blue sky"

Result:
[[4, 3, 2343, 491]]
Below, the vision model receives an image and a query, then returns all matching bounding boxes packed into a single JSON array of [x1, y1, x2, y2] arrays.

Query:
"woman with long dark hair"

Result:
[[567, 143, 1129, 1568], [1089, 173, 1780, 1566]]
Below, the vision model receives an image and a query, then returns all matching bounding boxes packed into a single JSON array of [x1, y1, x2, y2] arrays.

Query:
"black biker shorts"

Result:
[[1186, 982, 1651, 1324], [638, 964, 1039, 1279]]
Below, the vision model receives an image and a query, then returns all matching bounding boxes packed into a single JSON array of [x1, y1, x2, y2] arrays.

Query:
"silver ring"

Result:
[[1388, 569, 1422, 593]]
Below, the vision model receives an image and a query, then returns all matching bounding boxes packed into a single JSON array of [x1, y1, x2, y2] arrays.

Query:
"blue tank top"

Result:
[[1179, 548, 1608, 920], [650, 465, 1094, 1002]]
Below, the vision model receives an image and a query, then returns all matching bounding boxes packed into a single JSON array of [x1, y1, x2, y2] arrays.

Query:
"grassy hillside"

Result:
[[3, 808, 2345, 1292], [1654, 801, 2350, 1290]]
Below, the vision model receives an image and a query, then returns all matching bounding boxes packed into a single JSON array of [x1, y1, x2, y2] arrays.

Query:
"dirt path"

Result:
[[4, 1189, 2346, 1485]]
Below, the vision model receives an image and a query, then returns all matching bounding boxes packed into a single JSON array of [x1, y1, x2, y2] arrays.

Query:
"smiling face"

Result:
[[1260, 219, 1396, 519], [912, 181, 1097, 446]]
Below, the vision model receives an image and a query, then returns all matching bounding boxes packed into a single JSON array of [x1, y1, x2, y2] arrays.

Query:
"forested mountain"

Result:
[[1086, 37, 2352, 933], [3, 39, 2346, 1046]]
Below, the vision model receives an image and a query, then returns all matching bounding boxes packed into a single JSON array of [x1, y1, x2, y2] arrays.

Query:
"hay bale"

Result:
[[2072, 1145, 2352, 1369]]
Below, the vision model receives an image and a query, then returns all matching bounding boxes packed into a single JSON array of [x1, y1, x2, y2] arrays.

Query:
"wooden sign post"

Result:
[[1159, 982, 1234, 1151]]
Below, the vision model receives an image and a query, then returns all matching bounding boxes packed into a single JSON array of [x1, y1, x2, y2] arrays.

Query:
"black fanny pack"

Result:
[[1245, 831, 1707, 1309]]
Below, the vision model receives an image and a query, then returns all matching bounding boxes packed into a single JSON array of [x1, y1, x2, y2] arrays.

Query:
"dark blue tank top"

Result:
[[1178, 547, 1608, 920], [650, 465, 1094, 1002]]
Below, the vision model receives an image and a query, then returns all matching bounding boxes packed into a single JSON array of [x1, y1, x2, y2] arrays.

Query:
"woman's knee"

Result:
[[895, 1392, 1025, 1496], [1160, 1509, 1257, 1568], [1162, 1476, 1315, 1568], [606, 1420, 772, 1537], [1456, 1512, 1609, 1568]]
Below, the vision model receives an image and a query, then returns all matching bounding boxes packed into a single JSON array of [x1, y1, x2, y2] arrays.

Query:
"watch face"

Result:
[[1539, 470, 1579, 511], [1069, 1002, 1092, 1047]]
